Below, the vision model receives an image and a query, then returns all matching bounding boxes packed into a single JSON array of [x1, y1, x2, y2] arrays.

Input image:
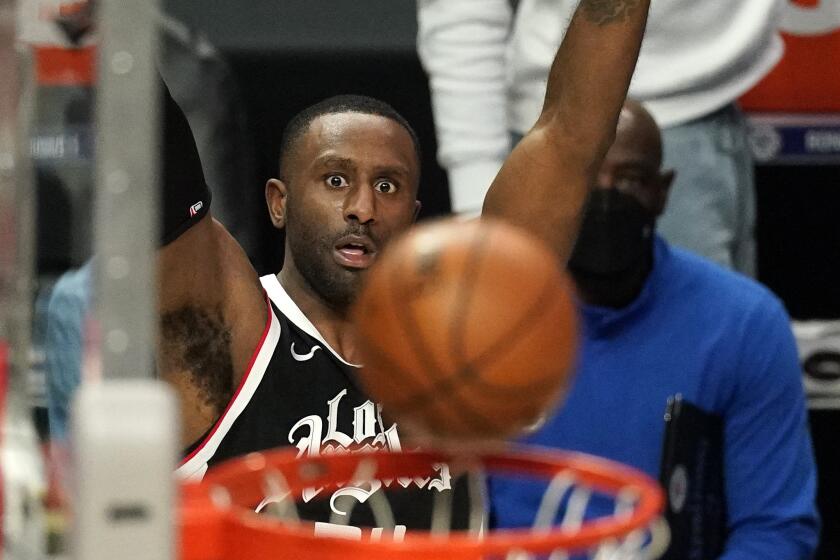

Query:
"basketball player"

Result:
[[164, 0, 650, 529], [490, 101, 819, 557]]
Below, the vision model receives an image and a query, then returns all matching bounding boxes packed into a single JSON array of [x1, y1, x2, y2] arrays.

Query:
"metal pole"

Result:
[[1, 3, 48, 560], [74, 4, 174, 558], [94, 0, 160, 380], [0, 0, 35, 427]]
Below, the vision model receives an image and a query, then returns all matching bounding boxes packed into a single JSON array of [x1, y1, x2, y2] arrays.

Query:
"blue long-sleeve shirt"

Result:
[[490, 237, 819, 559]]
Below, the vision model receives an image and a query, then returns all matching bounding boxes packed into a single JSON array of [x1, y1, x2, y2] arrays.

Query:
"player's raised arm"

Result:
[[482, 0, 650, 262], [156, 85, 267, 447]]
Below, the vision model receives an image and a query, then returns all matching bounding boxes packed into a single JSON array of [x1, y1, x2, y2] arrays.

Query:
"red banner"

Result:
[[35, 45, 95, 86], [742, 0, 840, 112]]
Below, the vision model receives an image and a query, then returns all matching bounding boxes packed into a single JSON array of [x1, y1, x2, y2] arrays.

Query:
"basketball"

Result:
[[351, 218, 578, 441]]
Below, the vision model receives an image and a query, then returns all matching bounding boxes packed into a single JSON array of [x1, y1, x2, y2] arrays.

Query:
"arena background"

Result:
[[18, 1, 840, 557]]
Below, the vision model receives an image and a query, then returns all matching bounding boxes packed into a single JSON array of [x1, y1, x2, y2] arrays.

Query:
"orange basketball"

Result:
[[351, 218, 578, 441]]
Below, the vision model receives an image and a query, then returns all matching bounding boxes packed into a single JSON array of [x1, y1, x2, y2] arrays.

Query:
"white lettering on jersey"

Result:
[[290, 342, 322, 362], [282, 389, 451, 515], [313, 522, 407, 542]]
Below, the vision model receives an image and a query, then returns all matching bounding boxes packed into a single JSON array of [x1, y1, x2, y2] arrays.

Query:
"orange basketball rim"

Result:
[[179, 446, 666, 560]]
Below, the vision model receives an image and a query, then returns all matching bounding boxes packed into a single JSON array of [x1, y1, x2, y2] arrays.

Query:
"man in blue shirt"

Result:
[[490, 100, 819, 558]]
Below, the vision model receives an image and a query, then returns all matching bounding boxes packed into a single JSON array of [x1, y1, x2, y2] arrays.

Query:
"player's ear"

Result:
[[413, 200, 422, 222], [265, 178, 289, 229], [653, 169, 675, 217]]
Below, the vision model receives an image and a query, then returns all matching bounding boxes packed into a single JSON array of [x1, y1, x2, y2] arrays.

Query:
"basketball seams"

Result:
[[447, 226, 574, 396], [358, 335, 506, 436], [376, 242, 511, 434], [371, 228, 571, 435], [466, 371, 565, 397], [385, 272, 571, 408], [353, 219, 577, 440], [448, 224, 492, 370], [468, 271, 573, 386], [387, 240, 450, 386]]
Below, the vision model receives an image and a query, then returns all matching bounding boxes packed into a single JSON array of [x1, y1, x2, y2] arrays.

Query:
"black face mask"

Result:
[[568, 189, 656, 308]]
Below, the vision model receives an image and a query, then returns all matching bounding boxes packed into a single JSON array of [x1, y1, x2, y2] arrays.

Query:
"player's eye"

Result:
[[375, 180, 398, 194], [326, 175, 349, 189]]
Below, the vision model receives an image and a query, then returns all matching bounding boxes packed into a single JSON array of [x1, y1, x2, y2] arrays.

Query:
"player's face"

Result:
[[280, 112, 421, 309]]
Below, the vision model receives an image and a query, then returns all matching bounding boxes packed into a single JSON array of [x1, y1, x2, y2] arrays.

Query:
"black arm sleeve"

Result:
[[160, 83, 212, 246]]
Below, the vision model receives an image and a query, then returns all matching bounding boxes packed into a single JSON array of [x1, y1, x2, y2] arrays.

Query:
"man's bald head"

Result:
[[616, 99, 664, 168], [597, 99, 674, 216]]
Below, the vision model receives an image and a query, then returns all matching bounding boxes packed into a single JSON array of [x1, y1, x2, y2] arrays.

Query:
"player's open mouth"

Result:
[[334, 235, 377, 269]]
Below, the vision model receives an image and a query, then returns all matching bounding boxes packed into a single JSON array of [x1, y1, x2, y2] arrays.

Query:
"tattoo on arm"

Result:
[[580, 0, 642, 25]]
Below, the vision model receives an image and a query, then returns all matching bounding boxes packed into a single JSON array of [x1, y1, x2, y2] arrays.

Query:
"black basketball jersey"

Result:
[[177, 274, 472, 531]]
